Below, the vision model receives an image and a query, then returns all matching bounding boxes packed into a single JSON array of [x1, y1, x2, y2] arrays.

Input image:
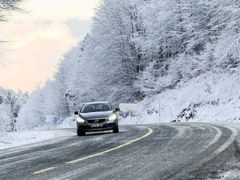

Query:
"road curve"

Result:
[[0, 123, 238, 180]]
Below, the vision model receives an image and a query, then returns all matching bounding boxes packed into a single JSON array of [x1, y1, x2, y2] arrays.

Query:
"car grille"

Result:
[[87, 119, 106, 124]]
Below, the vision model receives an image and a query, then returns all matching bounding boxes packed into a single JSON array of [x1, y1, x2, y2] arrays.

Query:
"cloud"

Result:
[[0, 21, 78, 91], [0, 0, 100, 91], [20, 0, 100, 21]]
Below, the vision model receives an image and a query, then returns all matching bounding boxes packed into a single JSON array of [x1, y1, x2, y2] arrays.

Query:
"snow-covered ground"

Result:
[[120, 70, 240, 125], [216, 170, 240, 180], [0, 116, 76, 150]]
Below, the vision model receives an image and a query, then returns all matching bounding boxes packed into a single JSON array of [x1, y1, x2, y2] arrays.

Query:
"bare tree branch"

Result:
[[0, 0, 23, 21]]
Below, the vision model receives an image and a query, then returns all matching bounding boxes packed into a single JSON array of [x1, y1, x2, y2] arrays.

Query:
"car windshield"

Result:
[[81, 103, 112, 113]]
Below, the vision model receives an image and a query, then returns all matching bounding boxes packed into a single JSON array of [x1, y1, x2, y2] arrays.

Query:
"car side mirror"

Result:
[[74, 111, 79, 115], [114, 108, 120, 112]]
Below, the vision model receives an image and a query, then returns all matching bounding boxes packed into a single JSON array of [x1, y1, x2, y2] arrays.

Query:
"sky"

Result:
[[0, 0, 100, 92]]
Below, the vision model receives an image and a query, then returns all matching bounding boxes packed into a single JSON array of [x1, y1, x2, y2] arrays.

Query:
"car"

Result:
[[74, 101, 120, 136]]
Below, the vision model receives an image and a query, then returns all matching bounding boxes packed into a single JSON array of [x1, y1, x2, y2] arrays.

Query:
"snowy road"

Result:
[[0, 123, 239, 180]]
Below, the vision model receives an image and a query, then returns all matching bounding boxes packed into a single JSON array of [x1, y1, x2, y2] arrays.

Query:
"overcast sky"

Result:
[[0, 0, 100, 92]]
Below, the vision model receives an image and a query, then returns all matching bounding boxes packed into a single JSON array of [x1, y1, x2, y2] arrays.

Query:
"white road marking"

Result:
[[210, 127, 238, 157], [169, 125, 239, 180], [201, 125, 222, 152], [195, 126, 238, 171]]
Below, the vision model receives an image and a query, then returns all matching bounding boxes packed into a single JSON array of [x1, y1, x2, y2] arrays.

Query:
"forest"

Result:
[[2, 0, 240, 130]]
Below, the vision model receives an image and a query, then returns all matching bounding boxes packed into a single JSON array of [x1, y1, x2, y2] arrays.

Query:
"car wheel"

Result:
[[113, 126, 119, 133], [77, 129, 86, 136]]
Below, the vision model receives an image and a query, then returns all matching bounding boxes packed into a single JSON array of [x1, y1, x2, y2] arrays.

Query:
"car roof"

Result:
[[84, 101, 110, 105]]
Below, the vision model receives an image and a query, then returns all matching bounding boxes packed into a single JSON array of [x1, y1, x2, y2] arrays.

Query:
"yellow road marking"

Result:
[[33, 167, 56, 175], [33, 127, 153, 175], [66, 128, 153, 164]]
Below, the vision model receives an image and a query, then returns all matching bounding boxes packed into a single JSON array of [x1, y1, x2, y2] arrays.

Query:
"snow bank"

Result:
[[121, 70, 240, 124], [0, 129, 75, 150], [0, 116, 77, 150], [211, 170, 240, 180], [57, 116, 76, 129]]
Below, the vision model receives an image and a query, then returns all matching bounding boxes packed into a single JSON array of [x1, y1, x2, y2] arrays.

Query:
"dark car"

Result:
[[74, 102, 119, 136]]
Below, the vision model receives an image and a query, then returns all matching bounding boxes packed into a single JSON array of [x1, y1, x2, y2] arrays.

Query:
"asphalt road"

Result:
[[0, 123, 239, 180]]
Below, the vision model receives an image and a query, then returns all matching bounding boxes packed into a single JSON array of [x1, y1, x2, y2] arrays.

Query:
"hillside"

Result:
[[17, 0, 240, 129]]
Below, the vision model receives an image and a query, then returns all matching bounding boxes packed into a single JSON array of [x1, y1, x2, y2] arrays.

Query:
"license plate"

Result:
[[91, 123, 103, 128]]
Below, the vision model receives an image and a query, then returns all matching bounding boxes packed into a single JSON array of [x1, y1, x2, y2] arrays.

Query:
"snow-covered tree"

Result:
[[17, 89, 44, 130], [83, 0, 146, 104], [136, 0, 240, 95], [42, 79, 69, 119], [49, 0, 147, 108], [0, 88, 27, 132]]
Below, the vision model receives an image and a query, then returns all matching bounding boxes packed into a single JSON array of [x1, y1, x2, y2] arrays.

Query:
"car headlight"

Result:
[[108, 113, 117, 121], [76, 117, 85, 123]]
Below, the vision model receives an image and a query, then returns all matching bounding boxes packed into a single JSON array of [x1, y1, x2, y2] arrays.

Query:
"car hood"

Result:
[[80, 111, 113, 120]]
